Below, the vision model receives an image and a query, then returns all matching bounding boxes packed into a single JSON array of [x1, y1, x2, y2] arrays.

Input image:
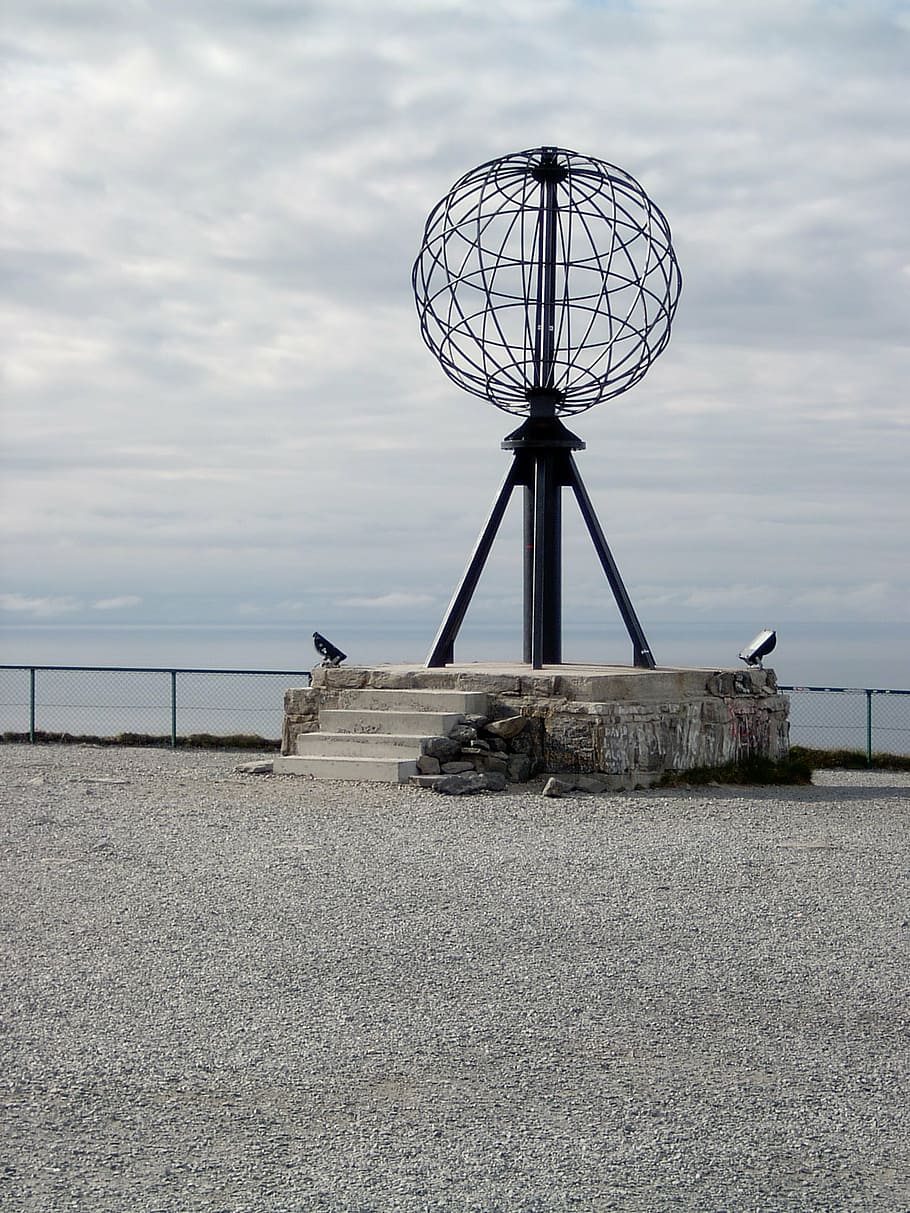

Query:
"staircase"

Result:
[[273, 688, 490, 783]]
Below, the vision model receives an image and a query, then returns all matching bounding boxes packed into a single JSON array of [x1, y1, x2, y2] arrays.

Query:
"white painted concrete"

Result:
[[273, 754, 420, 782], [319, 709, 463, 736], [335, 689, 490, 714], [294, 732, 429, 758]]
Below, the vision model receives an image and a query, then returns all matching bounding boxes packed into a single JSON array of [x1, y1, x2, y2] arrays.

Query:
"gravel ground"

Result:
[[1, 744, 908, 1213]]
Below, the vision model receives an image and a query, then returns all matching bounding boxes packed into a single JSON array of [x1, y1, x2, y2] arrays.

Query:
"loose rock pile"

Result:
[[410, 712, 539, 795]]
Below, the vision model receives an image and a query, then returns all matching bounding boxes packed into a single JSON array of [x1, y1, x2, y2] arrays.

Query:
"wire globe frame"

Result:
[[413, 146, 682, 417]]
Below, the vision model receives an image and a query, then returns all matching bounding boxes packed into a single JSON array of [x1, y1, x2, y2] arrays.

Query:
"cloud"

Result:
[[336, 592, 436, 610], [789, 581, 901, 621], [235, 600, 310, 617], [1, 0, 908, 639], [0, 593, 81, 617], [91, 596, 142, 611]]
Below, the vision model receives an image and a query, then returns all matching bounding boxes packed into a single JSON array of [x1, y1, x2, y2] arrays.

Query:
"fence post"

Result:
[[29, 668, 36, 743], [170, 671, 178, 748], [865, 689, 873, 767]]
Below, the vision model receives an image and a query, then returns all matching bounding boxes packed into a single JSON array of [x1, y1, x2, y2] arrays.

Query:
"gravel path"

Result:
[[1, 744, 908, 1213]]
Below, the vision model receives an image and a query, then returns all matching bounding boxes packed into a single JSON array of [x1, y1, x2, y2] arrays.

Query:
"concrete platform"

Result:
[[282, 662, 789, 788], [305, 662, 778, 704]]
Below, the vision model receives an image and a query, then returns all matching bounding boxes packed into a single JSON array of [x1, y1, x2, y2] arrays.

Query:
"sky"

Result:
[[2, 0, 908, 669]]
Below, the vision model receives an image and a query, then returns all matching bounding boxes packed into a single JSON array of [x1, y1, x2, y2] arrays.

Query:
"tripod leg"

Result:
[[566, 454, 657, 670], [425, 462, 521, 667]]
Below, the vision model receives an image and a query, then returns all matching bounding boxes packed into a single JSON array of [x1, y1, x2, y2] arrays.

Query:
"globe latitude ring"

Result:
[[412, 146, 682, 417]]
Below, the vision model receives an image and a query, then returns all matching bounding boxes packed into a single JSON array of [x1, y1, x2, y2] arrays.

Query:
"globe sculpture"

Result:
[[413, 146, 681, 669]]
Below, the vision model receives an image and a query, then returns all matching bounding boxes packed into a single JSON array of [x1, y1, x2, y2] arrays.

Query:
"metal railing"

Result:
[[0, 665, 312, 748], [1, 666, 908, 758], [780, 685, 910, 761]]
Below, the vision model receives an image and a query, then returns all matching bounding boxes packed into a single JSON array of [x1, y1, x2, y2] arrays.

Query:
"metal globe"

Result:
[[413, 146, 682, 417]]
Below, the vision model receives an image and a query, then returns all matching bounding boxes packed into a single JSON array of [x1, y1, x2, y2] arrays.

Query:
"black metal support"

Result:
[[425, 417, 656, 670], [426, 463, 522, 668], [565, 455, 656, 669]]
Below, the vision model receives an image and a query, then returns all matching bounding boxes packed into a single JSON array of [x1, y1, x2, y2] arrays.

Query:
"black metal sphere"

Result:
[[413, 146, 682, 417]]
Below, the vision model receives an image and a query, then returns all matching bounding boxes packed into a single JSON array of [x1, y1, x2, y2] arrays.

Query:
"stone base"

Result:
[[282, 663, 789, 790]]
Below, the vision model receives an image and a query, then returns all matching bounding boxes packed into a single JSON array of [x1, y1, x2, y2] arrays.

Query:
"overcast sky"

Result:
[[2, 0, 908, 659]]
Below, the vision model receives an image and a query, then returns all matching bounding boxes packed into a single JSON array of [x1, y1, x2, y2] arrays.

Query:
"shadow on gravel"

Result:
[[650, 782, 909, 802]]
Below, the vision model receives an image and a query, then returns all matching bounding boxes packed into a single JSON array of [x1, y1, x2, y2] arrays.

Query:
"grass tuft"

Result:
[[659, 746, 910, 787], [789, 745, 910, 772], [659, 753, 814, 788], [2, 730, 278, 751]]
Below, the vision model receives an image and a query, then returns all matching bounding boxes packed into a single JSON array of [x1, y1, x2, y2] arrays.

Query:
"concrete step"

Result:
[[294, 731, 426, 758], [277, 687, 491, 784], [319, 709, 462, 736], [336, 688, 490, 715], [274, 755, 419, 783]]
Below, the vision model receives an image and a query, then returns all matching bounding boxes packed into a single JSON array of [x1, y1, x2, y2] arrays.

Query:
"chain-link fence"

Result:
[[781, 686, 910, 758], [2, 666, 908, 757], [0, 666, 312, 747]]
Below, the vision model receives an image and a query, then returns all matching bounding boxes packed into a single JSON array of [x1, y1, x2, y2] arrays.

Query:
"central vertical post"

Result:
[[532, 446, 562, 666], [532, 148, 563, 393], [521, 446, 563, 667], [506, 416, 582, 669], [524, 149, 569, 667]]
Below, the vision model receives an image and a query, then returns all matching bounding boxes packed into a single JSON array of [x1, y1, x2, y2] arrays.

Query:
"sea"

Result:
[[1, 619, 908, 752]]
